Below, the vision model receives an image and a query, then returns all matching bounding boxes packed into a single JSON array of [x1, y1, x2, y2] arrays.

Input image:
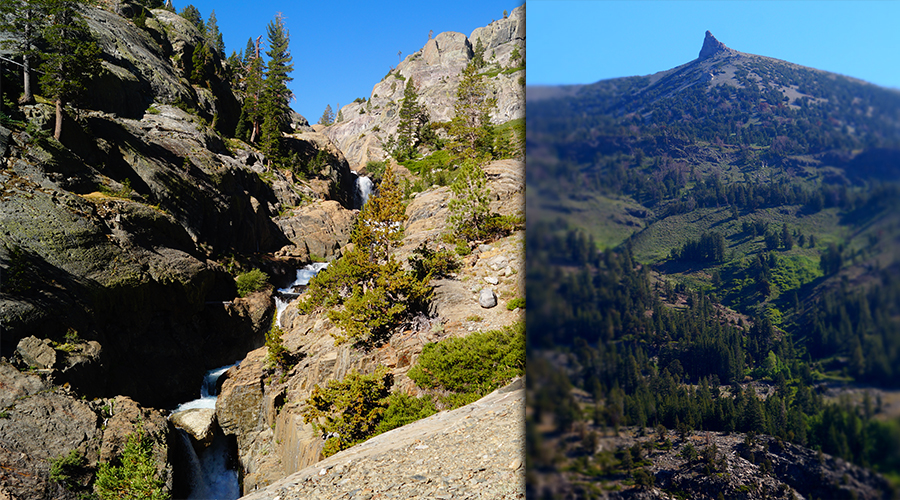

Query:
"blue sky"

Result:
[[529, 1, 900, 90], [172, 0, 522, 121]]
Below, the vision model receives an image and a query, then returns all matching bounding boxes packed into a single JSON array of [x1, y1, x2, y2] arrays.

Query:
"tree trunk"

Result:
[[21, 20, 34, 105], [54, 98, 63, 140]]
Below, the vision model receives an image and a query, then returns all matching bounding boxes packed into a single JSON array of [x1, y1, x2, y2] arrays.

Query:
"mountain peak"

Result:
[[699, 30, 732, 60]]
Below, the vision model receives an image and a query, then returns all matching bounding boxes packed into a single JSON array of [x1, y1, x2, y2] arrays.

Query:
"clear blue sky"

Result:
[[529, 1, 900, 90], [171, 1, 523, 121]]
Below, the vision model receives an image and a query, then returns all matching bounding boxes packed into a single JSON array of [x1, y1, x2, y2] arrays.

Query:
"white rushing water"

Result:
[[274, 262, 329, 328], [173, 362, 238, 413], [355, 174, 373, 209], [172, 362, 242, 499]]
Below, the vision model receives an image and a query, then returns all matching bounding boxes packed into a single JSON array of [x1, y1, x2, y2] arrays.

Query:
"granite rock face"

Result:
[[323, 5, 525, 169]]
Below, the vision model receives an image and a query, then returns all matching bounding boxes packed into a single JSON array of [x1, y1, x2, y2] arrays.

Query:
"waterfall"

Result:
[[172, 362, 242, 499], [173, 362, 238, 412], [355, 174, 373, 209], [275, 262, 329, 328]]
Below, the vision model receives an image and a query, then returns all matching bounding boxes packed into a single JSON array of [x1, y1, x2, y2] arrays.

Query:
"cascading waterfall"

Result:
[[274, 262, 329, 328], [172, 362, 241, 500], [355, 174, 373, 209]]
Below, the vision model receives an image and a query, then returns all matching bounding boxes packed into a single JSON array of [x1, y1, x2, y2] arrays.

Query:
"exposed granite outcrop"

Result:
[[238, 380, 525, 500], [323, 5, 525, 169], [0, 363, 172, 499], [275, 200, 356, 262]]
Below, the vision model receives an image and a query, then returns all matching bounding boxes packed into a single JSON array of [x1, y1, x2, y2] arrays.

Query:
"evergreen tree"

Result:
[[393, 77, 428, 161], [205, 9, 225, 58], [0, 0, 45, 104], [472, 37, 486, 69], [178, 4, 203, 32], [318, 104, 334, 126], [38, 0, 101, 140], [448, 158, 491, 241], [237, 40, 264, 143], [448, 62, 496, 161], [190, 40, 213, 86], [260, 14, 293, 163]]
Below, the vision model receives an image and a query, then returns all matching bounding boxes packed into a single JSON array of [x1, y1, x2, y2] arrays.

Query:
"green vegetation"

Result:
[[265, 319, 289, 370], [408, 242, 462, 281], [507, 297, 525, 310], [37, 0, 102, 140], [302, 366, 393, 457], [300, 166, 431, 348], [302, 322, 524, 457], [408, 322, 525, 396], [235, 268, 268, 297], [49, 449, 90, 493], [95, 426, 169, 500]]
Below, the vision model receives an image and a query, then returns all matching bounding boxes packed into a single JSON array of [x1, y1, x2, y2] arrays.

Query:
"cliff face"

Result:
[[0, 2, 358, 410], [323, 5, 525, 169]]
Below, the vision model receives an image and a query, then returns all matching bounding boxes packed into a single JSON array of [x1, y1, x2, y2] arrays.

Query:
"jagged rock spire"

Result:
[[699, 30, 732, 59]]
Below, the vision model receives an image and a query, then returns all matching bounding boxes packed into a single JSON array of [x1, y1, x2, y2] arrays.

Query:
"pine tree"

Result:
[[448, 62, 496, 161], [393, 77, 428, 160], [472, 37, 486, 69], [205, 9, 225, 58], [260, 14, 293, 163], [38, 0, 101, 140], [237, 38, 264, 144], [448, 158, 491, 241], [0, 0, 46, 104], [179, 4, 204, 32], [318, 104, 334, 126], [190, 40, 213, 86]]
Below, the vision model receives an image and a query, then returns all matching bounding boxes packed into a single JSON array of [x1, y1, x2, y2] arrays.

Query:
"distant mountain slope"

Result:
[[526, 31, 900, 499]]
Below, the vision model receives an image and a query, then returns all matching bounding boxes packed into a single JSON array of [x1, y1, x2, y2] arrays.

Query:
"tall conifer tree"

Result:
[[39, 0, 100, 140], [0, 0, 46, 104], [260, 13, 293, 163]]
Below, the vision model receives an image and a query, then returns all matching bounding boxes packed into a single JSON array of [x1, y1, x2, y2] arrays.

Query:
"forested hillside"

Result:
[[527, 31, 900, 499]]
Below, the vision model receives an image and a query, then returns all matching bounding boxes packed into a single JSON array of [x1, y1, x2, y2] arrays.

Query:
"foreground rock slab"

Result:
[[238, 380, 525, 500]]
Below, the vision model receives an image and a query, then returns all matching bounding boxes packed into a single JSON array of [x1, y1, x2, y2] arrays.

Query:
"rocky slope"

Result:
[[239, 379, 524, 500], [0, 1, 363, 497], [323, 5, 525, 169], [216, 157, 525, 494]]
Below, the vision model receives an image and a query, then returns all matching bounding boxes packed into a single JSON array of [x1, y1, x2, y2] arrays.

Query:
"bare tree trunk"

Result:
[[54, 98, 63, 140], [21, 20, 34, 105]]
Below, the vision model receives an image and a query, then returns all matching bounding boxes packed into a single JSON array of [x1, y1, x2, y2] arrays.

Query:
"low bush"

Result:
[[302, 366, 393, 457], [409, 243, 462, 281], [235, 268, 268, 298], [408, 322, 525, 395], [95, 426, 169, 500]]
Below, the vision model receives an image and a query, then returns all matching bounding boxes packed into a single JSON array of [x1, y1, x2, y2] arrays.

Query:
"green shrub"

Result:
[[506, 297, 525, 310], [95, 427, 169, 500], [265, 320, 289, 370], [235, 268, 268, 297], [408, 322, 524, 395], [375, 392, 438, 435], [49, 449, 88, 492], [409, 243, 462, 281], [302, 366, 393, 457]]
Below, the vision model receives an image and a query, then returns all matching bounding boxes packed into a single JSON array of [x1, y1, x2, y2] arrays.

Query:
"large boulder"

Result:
[[275, 200, 356, 262], [170, 408, 217, 448]]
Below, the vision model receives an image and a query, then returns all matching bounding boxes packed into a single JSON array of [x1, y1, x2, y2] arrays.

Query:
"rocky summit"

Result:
[[698, 30, 734, 60]]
